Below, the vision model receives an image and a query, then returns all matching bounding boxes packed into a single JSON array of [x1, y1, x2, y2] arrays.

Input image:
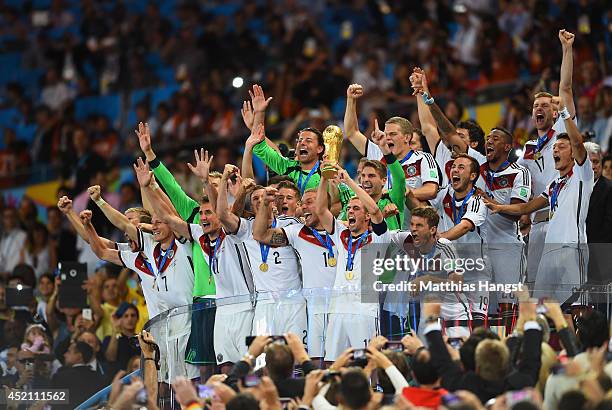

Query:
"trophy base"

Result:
[[321, 166, 338, 179]]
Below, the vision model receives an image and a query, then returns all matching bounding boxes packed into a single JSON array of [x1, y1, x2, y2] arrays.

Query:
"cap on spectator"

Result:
[[113, 302, 138, 319], [11, 264, 36, 288]]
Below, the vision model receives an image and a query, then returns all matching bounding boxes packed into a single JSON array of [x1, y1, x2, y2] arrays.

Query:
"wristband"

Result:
[[422, 92, 435, 105], [559, 107, 570, 120], [95, 198, 106, 207], [150, 181, 159, 190]]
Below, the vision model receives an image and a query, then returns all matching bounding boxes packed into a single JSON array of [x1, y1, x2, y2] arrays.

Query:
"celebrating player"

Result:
[[486, 95, 592, 306], [216, 163, 306, 336], [517, 29, 576, 285], [315, 162, 392, 360], [253, 187, 337, 361]]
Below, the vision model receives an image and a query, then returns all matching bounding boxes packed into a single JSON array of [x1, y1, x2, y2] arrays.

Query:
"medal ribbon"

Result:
[[485, 160, 509, 196], [535, 129, 555, 155], [387, 150, 413, 189], [346, 230, 369, 272], [144, 238, 175, 281], [259, 218, 277, 265], [208, 235, 221, 275], [297, 162, 320, 194], [452, 189, 475, 225], [310, 228, 334, 259], [550, 172, 571, 213]]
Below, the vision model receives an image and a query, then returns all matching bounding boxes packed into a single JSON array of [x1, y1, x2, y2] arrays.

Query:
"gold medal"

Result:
[[534, 152, 541, 160], [328, 257, 337, 267], [260, 263, 269, 272], [345, 270, 354, 280]]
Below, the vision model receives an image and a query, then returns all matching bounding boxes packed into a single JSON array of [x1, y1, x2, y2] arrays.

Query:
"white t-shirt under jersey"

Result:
[[188, 224, 252, 312], [232, 216, 302, 294], [541, 157, 594, 247]]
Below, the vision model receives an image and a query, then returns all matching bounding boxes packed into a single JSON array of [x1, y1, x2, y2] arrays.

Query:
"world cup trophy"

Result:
[[321, 125, 344, 179]]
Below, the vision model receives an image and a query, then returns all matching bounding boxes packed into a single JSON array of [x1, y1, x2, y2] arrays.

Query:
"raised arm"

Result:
[[79, 210, 122, 266], [231, 177, 255, 217], [252, 187, 288, 246], [242, 124, 265, 180], [558, 30, 576, 118], [88, 185, 137, 241], [413, 71, 467, 154], [58, 196, 115, 248], [344, 84, 368, 155], [485, 195, 548, 216], [335, 164, 383, 224], [217, 165, 241, 234], [315, 171, 335, 233], [410, 68, 442, 152], [134, 158, 184, 237], [187, 147, 218, 210], [137, 122, 199, 220], [556, 95, 586, 164]]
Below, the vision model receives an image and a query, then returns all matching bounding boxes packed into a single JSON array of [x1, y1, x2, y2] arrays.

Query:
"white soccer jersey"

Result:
[[188, 224, 252, 312], [518, 117, 569, 202], [329, 219, 391, 316], [366, 142, 440, 190], [281, 224, 337, 290], [118, 250, 161, 319], [470, 150, 532, 247], [433, 141, 454, 188], [430, 186, 488, 248], [136, 229, 194, 311], [115, 242, 132, 252], [232, 216, 302, 293], [541, 157, 594, 247]]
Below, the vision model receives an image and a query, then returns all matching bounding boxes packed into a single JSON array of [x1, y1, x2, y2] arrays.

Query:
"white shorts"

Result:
[[150, 313, 199, 383], [489, 244, 526, 304], [306, 311, 328, 358], [324, 314, 378, 361], [214, 308, 254, 365], [526, 221, 548, 284], [535, 246, 588, 304], [252, 301, 307, 336]]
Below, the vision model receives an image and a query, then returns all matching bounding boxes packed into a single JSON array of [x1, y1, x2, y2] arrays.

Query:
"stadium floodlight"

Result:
[[232, 76, 244, 88], [16, 284, 23, 291]]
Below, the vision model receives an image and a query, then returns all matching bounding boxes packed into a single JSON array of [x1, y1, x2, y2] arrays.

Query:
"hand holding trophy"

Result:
[[321, 125, 344, 179]]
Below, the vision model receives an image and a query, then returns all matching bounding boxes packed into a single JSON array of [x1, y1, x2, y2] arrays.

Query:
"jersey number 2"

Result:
[[273, 251, 281, 264]]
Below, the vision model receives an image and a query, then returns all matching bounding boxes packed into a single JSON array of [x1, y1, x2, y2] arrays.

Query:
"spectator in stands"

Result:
[[76, 330, 109, 380], [93, 276, 122, 341], [30, 105, 60, 164], [52, 341, 105, 409], [61, 127, 106, 195], [19, 222, 53, 278], [604, 156, 612, 179], [100, 302, 140, 373], [118, 182, 140, 212], [402, 348, 448, 408], [17, 195, 37, 231], [0, 207, 27, 278], [46, 206, 77, 263], [35, 273, 55, 322]]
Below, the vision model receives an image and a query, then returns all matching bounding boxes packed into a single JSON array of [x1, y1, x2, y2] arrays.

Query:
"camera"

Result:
[[321, 370, 341, 382], [242, 374, 261, 388], [352, 349, 368, 368], [384, 341, 404, 351]]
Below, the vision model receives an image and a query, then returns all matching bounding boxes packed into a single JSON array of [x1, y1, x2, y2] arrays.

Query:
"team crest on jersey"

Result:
[[406, 165, 417, 177], [217, 353, 224, 363], [167, 249, 174, 258], [498, 177, 509, 188]]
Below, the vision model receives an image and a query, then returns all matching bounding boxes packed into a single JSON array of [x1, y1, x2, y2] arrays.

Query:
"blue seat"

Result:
[[0, 109, 20, 128], [151, 85, 180, 109], [155, 67, 176, 86], [74, 95, 122, 123], [16, 124, 37, 142]]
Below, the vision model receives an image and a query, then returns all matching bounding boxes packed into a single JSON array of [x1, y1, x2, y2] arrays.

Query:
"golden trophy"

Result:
[[321, 125, 344, 179]]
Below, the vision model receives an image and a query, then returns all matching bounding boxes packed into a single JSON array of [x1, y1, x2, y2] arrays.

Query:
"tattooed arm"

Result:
[[252, 187, 289, 246]]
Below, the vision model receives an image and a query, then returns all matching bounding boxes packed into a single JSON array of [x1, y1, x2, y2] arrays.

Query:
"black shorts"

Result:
[[185, 298, 216, 365]]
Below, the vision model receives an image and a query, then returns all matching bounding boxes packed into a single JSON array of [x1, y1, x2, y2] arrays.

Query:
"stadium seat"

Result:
[[74, 95, 122, 124], [0, 109, 20, 129], [16, 124, 37, 143]]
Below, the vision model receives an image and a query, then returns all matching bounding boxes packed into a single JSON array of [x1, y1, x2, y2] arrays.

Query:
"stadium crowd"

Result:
[[1, 1, 612, 410]]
